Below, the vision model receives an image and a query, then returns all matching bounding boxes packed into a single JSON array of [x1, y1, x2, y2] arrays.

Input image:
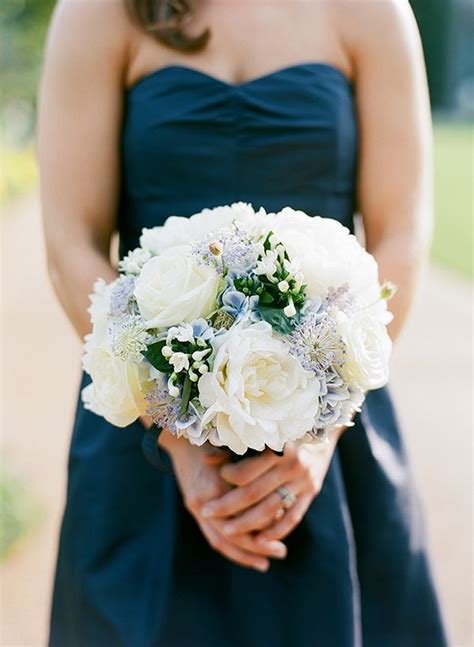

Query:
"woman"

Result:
[[38, 0, 448, 645]]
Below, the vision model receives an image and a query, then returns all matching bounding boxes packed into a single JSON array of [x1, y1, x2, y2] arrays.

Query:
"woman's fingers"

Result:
[[224, 529, 287, 559], [219, 449, 280, 486], [202, 446, 232, 466], [218, 491, 288, 535], [201, 461, 298, 519], [199, 520, 270, 572], [255, 493, 313, 542]]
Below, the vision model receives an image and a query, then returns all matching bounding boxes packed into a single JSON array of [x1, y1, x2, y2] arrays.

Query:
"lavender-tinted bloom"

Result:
[[144, 385, 182, 435], [191, 226, 258, 274], [286, 308, 346, 375], [109, 275, 136, 318], [318, 368, 353, 426], [323, 283, 355, 315], [144, 383, 209, 443]]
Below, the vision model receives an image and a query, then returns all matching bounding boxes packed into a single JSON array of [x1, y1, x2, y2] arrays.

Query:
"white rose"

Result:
[[336, 309, 392, 390], [134, 245, 221, 329], [198, 321, 321, 454], [272, 208, 391, 322], [81, 348, 147, 427]]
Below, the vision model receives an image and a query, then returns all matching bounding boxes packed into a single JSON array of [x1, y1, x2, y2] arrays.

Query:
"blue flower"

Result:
[[220, 288, 260, 323], [191, 318, 215, 342]]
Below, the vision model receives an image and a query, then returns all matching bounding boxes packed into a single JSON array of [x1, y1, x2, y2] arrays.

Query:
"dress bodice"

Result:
[[117, 62, 358, 259]]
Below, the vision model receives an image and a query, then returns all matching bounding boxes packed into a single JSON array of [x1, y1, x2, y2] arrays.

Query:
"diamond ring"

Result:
[[276, 485, 297, 510]]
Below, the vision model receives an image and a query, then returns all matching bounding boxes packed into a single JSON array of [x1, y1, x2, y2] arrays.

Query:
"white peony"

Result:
[[231, 203, 274, 241], [139, 202, 255, 254], [133, 245, 221, 329], [271, 208, 392, 322], [81, 348, 147, 427], [336, 308, 392, 390], [198, 321, 321, 454]]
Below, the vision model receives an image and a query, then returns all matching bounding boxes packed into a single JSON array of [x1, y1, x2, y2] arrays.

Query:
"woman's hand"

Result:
[[200, 436, 341, 543], [156, 427, 287, 572]]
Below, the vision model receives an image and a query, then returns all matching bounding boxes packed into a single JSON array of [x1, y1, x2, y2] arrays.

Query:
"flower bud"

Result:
[[278, 280, 289, 293], [284, 299, 296, 318], [380, 281, 397, 300], [208, 241, 223, 257], [192, 348, 211, 361], [167, 376, 180, 398], [294, 272, 304, 289], [269, 233, 280, 248], [161, 345, 173, 358]]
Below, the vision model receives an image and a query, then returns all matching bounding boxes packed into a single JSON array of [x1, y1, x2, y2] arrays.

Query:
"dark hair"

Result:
[[125, 0, 210, 52]]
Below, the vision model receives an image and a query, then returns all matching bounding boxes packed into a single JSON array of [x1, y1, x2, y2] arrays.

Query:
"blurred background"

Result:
[[1, 1, 472, 645]]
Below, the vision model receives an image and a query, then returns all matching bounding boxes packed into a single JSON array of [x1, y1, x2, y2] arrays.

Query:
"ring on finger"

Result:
[[276, 485, 297, 510]]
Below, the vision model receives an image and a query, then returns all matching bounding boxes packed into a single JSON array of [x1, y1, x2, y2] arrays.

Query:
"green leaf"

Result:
[[259, 306, 295, 335], [179, 374, 192, 417], [142, 340, 173, 373], [259, 290, 274, 304]]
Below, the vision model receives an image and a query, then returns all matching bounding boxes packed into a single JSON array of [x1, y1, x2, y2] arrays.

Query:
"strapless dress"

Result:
[[49, 62, 448, 647]]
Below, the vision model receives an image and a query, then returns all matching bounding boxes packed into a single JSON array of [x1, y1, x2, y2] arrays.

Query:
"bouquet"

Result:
[[81, 202, 395, 455]]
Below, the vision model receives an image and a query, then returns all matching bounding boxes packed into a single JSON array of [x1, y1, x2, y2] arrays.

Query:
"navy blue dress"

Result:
[[49, 63, 449, 647]]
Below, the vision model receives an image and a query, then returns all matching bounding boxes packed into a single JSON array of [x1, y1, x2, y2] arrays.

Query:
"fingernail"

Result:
[[263, 541, 286, 557], [272, 544, 287, 558], [256, 561, 269, 573]]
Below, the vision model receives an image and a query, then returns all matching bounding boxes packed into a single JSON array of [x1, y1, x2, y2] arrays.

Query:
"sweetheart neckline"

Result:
[[125, 61, 353, 94]]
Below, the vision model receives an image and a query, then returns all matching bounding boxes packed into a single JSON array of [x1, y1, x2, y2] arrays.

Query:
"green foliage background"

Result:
[[1, 1, 57, 117]]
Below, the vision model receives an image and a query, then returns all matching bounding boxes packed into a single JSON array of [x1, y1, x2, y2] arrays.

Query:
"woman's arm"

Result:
[[203, 0, 434, 541], [344, 0, 433, 343], [37, 0, 284, 571], [37, 0, 129, 338]]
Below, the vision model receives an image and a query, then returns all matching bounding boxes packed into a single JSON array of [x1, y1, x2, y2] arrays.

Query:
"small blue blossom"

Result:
[[219, 288, 260, 323], [191, 318, 215, 342]]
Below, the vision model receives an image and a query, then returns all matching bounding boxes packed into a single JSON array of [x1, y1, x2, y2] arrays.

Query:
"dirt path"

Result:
[[1, 192, 472, 646]]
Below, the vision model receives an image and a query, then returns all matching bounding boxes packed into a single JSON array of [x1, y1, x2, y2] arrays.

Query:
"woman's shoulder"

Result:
[[44, 0, 136, 85], [328, 0, 424, 78]]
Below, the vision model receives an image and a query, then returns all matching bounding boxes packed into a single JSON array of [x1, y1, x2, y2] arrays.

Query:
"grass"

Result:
[[432, 121, 473, 279]]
